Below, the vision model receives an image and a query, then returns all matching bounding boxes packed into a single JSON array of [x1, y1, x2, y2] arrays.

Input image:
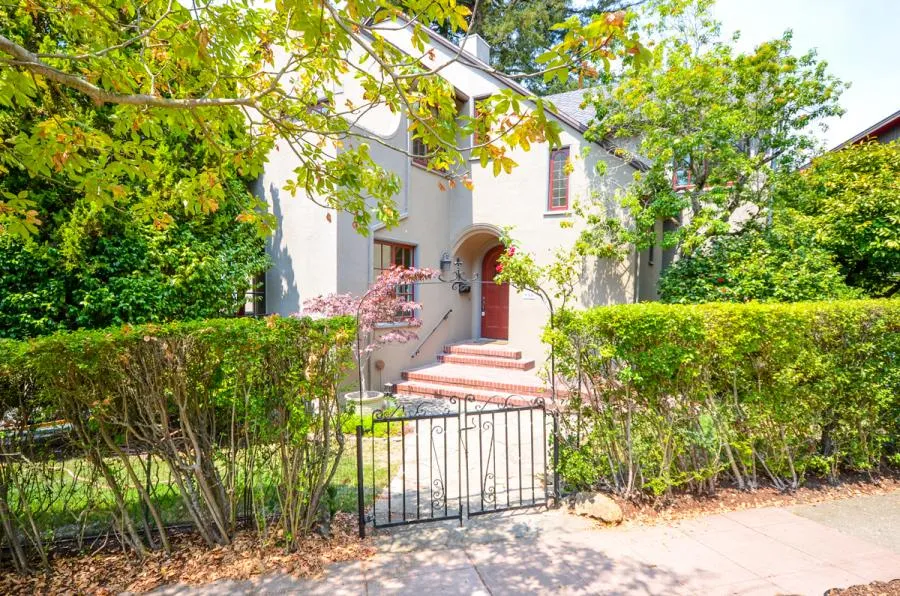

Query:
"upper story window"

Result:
[[548, 147, 571, 211], [411, 137, 429, 167], [374, 240, 416, 307], [411, 94, 467, 171], [672, 156, 715, 191], [673, 156, 692, 190], [472, 95, 491, 148]]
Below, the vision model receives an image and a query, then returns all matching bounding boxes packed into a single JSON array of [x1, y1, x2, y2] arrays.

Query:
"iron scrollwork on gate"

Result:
[[357, 394, 558, 536]]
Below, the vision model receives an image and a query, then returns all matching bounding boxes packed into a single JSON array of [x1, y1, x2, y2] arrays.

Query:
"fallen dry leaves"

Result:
[[0, 513, 375, 595], [826, 579, 900, 595], [614, 472, 900, 527]]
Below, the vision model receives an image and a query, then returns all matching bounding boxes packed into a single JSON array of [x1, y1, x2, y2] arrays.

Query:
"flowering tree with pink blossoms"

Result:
[[302, 265, 437, 397]]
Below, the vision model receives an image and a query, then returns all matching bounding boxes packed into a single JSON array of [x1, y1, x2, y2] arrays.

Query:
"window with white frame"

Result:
[[548, 147, 570, 211], [374, 240, 416, 314]]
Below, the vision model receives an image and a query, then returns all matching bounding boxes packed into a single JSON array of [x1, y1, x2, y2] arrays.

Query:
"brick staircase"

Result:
[[394, 341, 559, 405]]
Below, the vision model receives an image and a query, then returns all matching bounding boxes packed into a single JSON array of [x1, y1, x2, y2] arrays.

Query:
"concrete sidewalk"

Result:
[[152, 492, 900, 596]]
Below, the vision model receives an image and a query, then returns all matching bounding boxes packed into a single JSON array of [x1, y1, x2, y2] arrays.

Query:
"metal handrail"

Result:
[[410, 308, 452, 358]]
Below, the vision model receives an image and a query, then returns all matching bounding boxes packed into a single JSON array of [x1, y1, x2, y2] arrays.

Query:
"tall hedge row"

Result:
[[0, 316, 355, 572], [553, 300, 900, 497]]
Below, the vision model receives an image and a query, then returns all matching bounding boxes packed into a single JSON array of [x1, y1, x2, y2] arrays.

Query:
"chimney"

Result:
[[461, 34, 491, 64]]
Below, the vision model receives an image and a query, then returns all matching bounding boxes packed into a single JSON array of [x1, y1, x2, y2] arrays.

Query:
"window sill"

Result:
[[411, 161, 449, 177], [374, 321, 415, 330], [543, 210, 572, 217], [371, 213, 408, 232]]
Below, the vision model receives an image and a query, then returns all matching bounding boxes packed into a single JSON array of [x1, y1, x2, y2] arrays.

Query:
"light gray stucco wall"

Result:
[[260, 28, 642, 389], [258, 138, 339, 316]]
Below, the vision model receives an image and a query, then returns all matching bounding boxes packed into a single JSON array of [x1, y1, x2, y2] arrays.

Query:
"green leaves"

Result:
[[579, 1, 845, 266], [657, 217, 863, 304], [555, 299, 900, 495], [776, 140, 900, 298], [0, 0, 646, 239], [0, 126, 270, 340]]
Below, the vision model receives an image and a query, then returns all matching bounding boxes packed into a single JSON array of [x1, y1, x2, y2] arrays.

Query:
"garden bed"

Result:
[[0, 513, 374, 595], [827, 579, 900, 595], [610, 472, 900, 526]]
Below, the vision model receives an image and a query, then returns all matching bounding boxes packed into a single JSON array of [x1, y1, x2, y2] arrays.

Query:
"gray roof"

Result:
[[545, 87, 649, 171], [545, 88, 597, 128]]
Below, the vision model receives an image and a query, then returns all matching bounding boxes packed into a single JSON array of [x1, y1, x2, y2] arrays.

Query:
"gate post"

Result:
[[552, 412, 560, 504], [458, 396, 464, 527], [356, 424, 366, 538]]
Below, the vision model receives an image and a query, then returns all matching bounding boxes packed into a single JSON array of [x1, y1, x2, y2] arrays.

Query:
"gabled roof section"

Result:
[[830, 108, 900, 152], [405, 26, 646, 171], [545, 87, 649, 171]]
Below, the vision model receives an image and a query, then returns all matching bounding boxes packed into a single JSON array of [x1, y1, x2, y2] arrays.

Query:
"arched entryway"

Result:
[[480, 245, 509, 340]]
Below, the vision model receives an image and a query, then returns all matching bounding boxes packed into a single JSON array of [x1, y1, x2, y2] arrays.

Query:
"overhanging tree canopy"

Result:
[[0, 0, 648, 237], [424, 0, 648, 94]]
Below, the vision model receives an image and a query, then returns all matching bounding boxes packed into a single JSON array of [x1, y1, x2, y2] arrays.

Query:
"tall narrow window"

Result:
[[374, 240, 416, 315], [673, 156, 710, 190], [472, 95, 491, 148], [548, 147, 570, 211], [673, 157, 692, 189], [411, 137, 428, 167]]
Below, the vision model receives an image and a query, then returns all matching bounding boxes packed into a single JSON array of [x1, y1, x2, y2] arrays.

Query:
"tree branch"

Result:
[[0, 35, 254, 108]]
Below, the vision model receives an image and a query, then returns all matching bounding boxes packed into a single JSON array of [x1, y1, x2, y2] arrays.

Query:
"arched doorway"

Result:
[[481, 245, 509, 340]]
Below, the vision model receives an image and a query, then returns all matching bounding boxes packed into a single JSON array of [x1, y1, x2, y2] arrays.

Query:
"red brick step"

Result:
[[443, 342, 522, 360], [437, 352, 535, 370], [394, 381, 540, 407]]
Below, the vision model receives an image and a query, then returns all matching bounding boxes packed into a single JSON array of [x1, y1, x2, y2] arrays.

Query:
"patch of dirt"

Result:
[[826, 579, 900, 595], [0, 513, 374, 595], [611, 472, 900, 527]]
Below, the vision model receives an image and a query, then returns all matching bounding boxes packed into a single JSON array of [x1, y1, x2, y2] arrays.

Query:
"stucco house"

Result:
[[256, 27, 651, 400]]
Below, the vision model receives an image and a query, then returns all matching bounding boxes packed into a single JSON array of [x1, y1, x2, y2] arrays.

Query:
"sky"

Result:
[[572, 0, 899, 150], [712, 0, 900, 150]]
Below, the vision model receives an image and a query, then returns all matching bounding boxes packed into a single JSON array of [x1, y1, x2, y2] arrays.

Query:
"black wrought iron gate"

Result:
[[356, 396, 559, 536]]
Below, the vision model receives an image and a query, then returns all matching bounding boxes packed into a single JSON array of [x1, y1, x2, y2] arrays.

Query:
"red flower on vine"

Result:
[[496, 264, 504, 273], [507, 246, 516, 256], [716, 277, 725, 284]]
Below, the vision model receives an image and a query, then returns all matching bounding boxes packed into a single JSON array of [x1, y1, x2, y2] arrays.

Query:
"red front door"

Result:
[[481, 245, 509, 340]]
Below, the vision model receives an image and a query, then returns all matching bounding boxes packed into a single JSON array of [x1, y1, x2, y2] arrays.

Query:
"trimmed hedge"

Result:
[[0, 315, 355, 572], [553, 300, 900, 497]]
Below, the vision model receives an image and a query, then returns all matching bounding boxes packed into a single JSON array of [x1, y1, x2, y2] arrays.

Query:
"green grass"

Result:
[[331, 435, 390, 513], [4, 435, 391, 537], [340, 412, 404, 438]]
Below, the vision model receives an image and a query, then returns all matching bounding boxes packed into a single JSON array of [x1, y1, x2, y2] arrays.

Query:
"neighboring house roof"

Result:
[[829, 108, 900, 152]]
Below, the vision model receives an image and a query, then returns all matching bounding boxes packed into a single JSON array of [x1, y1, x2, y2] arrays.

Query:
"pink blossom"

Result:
[[507, 246, 516, 256], [301, 265, 438, 363], [495, 264, 503, 273]]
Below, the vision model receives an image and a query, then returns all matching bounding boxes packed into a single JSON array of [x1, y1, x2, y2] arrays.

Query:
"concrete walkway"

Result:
[[152, 492, 900, 596]]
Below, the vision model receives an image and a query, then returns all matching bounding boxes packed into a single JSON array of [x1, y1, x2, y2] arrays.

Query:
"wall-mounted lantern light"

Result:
[[439, 251, 453, 276], [439, 252, 476, 294]]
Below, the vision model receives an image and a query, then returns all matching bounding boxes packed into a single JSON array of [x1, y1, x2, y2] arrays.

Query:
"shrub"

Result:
[[657, 220, 863, 304], [0, 315, 354, 572], [554, 300, 900, 498]]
